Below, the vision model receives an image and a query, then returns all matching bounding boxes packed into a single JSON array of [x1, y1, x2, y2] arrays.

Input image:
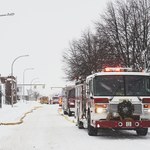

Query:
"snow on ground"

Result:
[[0, 101, 41, 123], [0, 103, 150, 150], [0, 100, 42, 137]]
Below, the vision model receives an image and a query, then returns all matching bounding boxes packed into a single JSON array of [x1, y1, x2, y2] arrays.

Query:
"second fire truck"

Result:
[[62, 85, 75, 116], [75, 68, 150, 136]]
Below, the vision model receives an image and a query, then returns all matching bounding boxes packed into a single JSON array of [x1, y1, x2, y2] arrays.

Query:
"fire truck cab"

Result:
[[75, 68, 150, 136]]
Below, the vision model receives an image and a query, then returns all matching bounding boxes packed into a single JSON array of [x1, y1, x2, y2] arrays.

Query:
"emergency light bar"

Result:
[[103, 67, 133, 72]]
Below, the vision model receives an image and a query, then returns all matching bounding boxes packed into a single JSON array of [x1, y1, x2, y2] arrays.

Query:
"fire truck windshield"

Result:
[[93, 75, 150, 96]]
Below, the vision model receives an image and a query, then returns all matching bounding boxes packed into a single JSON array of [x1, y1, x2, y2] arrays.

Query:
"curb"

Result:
[[0, 106, 42, 126], [58, 108, 76, 124]]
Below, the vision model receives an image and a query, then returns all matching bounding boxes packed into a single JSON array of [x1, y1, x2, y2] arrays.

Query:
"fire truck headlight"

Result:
[[143, 104, 150, 112], [70, 102, 74, 105], [96, 107, 104, 113], [95, 104, 107, 113], [69, 102, 75, 106]]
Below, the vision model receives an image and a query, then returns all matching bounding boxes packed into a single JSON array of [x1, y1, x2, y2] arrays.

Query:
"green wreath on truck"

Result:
[[118, 100, 134, 119]]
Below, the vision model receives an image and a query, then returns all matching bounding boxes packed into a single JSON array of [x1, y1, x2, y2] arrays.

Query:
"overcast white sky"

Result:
[[0, 0, 111, 95]]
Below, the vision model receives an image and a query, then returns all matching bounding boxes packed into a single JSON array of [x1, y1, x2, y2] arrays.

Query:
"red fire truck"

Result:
[[75, 68, 150, 136], [62, 86, 75, 116]]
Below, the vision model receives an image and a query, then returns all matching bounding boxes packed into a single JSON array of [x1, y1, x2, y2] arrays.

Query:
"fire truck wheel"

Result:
[[68, 110, 72, 116], [77, 118, 84, 129], [136, 128, 148, 136], [87, 113, 97, 136], [63, 110, 68, 115]]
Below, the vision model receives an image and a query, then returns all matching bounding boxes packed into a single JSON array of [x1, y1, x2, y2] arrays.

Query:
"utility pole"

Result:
[[10, 55, 29, 107]]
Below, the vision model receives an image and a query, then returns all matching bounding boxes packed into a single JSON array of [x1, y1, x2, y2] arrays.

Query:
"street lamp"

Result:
[[11, 55, 29, 76], [11, 54, 29, 107], [22, 68, 34, 101]]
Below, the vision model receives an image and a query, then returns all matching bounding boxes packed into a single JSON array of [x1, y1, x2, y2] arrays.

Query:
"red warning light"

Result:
[[104, 67, 121, 72], [103, 67, 132, 72]]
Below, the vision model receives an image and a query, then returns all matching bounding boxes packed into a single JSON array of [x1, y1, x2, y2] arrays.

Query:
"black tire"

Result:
[[63, 110, 68, 115], [87, 113, 97, 136], [136, 128, 148, 136], [68, 109, 72, 116], [77, 117, 84, 129]]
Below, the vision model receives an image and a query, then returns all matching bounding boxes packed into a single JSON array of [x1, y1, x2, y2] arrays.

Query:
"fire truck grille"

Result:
[[108, 104, 142, 115]]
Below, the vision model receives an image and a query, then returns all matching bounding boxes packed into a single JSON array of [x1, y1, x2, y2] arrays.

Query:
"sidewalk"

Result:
[[0, 100, 42, 123]]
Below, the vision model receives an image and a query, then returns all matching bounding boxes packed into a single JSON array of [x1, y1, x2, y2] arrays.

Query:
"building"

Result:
[[0, 76, 17, 105]]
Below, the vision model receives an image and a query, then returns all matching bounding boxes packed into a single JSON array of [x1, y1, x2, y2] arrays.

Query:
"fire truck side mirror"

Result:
[[65, 92, 67, 96], [90, 96, 94, 99], [90, 92, 93, 99], [86, 91, 90, 94]]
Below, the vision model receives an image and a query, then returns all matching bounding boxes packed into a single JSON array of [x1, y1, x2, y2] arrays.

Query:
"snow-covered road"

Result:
[[0, 104, 150, 150]]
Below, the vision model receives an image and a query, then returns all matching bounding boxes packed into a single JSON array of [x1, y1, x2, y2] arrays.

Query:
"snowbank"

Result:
[[0, 101, 42, 123]]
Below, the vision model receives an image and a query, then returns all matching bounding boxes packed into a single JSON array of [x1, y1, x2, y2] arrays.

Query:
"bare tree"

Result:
[[63, 0, 150, 81], [63, 30, 97, 80], [96, 0, 150, 70], [62, 28, 121, 80]]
